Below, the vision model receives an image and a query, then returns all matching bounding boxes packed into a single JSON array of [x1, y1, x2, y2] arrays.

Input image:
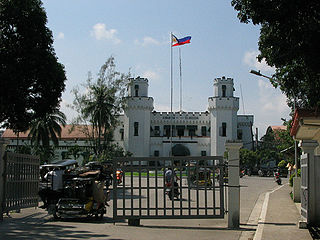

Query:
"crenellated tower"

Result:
[[124, 76, 154, 157], [208, 76, 239, 156]]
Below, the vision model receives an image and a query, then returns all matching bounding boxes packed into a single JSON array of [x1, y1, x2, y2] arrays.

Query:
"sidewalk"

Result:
[[259, 184, 312, 240], [0, 183, 315, 240]]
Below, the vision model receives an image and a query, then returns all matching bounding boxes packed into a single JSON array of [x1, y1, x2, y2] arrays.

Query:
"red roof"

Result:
[[2, 125, 89, 140], [271, 125, 287, 131]]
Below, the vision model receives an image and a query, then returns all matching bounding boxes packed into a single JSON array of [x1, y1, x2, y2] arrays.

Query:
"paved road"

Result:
[[0, 176, 287, 240]]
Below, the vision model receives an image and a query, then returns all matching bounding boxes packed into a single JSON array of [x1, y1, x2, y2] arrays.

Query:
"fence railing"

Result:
[[2, 152, 40, 213], [112, 156, 225, 224]]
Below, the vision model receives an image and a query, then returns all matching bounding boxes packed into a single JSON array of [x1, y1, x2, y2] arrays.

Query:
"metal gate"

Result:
[[2, 152, 40, 212], [300, 153, 308, 221], [112, 156, 225, 222]]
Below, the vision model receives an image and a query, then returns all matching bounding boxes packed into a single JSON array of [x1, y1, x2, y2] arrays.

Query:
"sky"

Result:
[[41, 0, 291, 139]]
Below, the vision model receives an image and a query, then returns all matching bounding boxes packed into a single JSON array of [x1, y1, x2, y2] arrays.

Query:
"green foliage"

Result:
[[278, 160, 287, 168], [240, 148, 258, 168], [231, 0, 320, 109], [258, 125, 296, 165], [289, 169, 301, 187], [28, 109, 66, 148], [69, 56, 130, 159], [0, 0, 66, 131]]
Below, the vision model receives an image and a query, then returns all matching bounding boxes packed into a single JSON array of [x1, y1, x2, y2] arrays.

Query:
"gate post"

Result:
[[0, 140, 9, 221], [225, 140, 242, 229], [299, 140, 319, 227]]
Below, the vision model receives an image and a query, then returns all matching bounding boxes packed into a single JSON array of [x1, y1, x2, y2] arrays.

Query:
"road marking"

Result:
[[253, 184, 286, 240]]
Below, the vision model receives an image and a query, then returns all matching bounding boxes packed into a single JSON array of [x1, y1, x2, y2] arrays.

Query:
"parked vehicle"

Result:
[[188, 167, 213, 188], [49, 177, 108, 219]]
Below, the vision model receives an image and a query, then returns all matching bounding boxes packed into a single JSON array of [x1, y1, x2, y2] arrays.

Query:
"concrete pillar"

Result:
[[225, 140, 242, 229], [299, 140, 319, 226], [0, 140, 8, 221]]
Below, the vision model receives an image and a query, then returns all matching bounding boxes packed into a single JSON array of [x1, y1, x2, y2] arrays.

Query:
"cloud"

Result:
[[91, 23, 121, 44], [134, 36, 161, 46], [56, 32, 64, 40], [243, 50, 275, 73], [142, 70, 160, 81], [257, 79, 288, 113]]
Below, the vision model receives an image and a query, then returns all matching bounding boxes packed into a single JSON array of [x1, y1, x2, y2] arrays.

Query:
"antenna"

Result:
[[240, 84, 245, 114]]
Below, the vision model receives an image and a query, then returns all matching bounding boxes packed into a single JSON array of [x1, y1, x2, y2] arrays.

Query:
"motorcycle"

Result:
[[116, 169, 123, 185], [240, 170, 245, 178], [274, 172, 282, 185], [165, 181, 180, 200]]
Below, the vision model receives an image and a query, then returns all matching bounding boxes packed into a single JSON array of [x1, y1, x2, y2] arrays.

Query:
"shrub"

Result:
[[289, 169, 301, 186]]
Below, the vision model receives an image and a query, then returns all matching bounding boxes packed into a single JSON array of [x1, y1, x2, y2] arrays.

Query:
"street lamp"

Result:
[[250, 69, 273, 80]]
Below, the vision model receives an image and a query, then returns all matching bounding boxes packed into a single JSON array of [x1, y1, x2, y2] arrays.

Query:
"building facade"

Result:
[[2, 76, 254, 163], [113, 76, 254, 158]]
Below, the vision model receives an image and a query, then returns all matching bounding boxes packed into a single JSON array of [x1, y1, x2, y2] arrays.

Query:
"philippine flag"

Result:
[[172, 34, 191, 47]]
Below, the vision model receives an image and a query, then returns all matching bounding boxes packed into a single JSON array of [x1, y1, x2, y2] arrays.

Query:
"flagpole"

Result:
[[170, 32, 173, 157], [179, 47, 182, 112]]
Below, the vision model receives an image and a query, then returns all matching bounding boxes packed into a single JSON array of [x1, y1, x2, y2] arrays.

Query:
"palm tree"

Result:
[[28, 108, 66, 148], [83, 80, 117, 155]]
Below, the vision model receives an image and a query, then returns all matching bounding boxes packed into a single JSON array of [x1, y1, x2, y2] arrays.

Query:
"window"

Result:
[[201, 126, 207, 136], [154, 150, 159, 157], [176, 125, 185, 138], [154, 126, 160, 136], [120, 129, 124, 140], [134, 84, 139, 97], [134, 122, 139, 136], [187, 125, 197, 137], [164, 125, 171, 137], [222, 122, 227, 137], [222, 85, 226, 97], [201, 151, 207, 156], [237, 129, 243, 140]]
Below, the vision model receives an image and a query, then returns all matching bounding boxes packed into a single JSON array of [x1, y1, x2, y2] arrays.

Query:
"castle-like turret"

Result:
[[208, 76, 239, 156], [124, 77, 154, 157]]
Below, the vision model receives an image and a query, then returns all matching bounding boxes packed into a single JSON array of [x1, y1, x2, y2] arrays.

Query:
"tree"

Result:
[[28, 108, 66, 147], [240, 148, 259, 169], [0, 0, 66, 131], [231, 0, 320, 109], [69, 56, 131, 158]]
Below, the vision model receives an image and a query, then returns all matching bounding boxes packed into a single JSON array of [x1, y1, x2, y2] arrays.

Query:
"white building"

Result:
[[113, 76, 254, 158], [2, 76, 254, 163]]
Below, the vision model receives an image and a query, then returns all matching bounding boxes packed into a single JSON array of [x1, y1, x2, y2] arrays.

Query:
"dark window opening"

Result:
[[134, 122, 139, 136], [222, 122, 227, 137], [201, 151, 207, 156], [154, 150, 159, 157], [164, 125, 171, 138], [222, 85, 226, 97], [154, 126, 160, 136], [201, 126, 207, 136], [134, 84, 139, 97], [237, 129, 243, 140], [120, 129, 124, 140]]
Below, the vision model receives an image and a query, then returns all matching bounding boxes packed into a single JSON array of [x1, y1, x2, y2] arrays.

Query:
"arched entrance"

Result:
[[171, 144, 190, 166]]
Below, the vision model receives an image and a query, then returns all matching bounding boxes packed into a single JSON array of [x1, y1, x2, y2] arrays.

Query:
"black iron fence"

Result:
[[2, 152, 40, 213], [112, 156, 225, 223]]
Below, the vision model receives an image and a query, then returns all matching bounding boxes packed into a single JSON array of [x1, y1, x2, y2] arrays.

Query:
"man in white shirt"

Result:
[[44, 168, 64, 191]]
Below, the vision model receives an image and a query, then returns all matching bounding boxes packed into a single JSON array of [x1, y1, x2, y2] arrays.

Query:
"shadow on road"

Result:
[[0, 215, 123, 240]]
